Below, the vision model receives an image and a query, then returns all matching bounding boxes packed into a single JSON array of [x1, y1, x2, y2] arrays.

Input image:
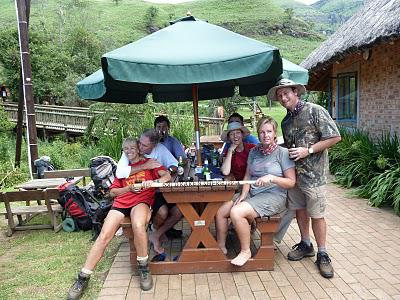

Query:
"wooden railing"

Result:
[[1, 102, 225, 136]]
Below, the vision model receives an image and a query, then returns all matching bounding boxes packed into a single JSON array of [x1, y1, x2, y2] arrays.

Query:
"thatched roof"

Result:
[[301, 0, 400, 71]]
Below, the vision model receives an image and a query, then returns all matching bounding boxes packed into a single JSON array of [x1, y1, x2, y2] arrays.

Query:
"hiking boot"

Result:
[[287, 241, 315, 261], [315, 252, 334, 278], [137, 261, 153, 291], [165, 227, 183, 239], [67, 272, 90, 300]]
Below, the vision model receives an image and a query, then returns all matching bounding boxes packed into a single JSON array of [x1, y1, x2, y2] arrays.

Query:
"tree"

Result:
[[283, 8, 295, 28], [0, 24, 103, 105], [144, 6, 159, 33]]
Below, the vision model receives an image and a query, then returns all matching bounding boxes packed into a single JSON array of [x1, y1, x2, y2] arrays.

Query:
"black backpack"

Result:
[[58, 182, 112, 240], [89, 156, 117, 196]]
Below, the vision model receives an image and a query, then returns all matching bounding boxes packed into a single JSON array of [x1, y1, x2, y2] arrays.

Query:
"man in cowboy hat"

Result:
[[268, 78, 341, 278]]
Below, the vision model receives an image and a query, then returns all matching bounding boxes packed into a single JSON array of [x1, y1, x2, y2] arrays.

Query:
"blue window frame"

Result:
[[336, 72, 357, 122]]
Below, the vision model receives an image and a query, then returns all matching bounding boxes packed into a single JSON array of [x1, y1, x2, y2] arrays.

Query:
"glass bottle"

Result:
[[177, 155, 185, 180], [190, 142, 196, 168], [203, 159, 211, 181], [211, 148, 219, 167]]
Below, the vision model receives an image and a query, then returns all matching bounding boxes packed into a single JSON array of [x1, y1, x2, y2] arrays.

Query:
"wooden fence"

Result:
[[1, 102, 225, 137]]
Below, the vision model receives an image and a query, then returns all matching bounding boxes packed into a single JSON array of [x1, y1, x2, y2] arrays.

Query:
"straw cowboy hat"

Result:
[[267, 78, 306, 101], [220, 122, 251, 142]]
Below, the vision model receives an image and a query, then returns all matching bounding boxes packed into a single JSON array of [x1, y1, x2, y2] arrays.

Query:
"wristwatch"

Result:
[[308, 147, 314, 155]]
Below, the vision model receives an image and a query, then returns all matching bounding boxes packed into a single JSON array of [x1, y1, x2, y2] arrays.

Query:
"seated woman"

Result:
[[216, 122, 256, 254], [229, 116, 296, 266], [67, 137, 171, 300]]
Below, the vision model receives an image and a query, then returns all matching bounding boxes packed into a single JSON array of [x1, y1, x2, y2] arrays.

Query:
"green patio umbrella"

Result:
[[77, 16, 285, 164], [282, 58, 308, 85]]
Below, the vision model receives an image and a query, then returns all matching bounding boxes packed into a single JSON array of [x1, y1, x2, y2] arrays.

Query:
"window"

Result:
[[336, 72, 357, 121]]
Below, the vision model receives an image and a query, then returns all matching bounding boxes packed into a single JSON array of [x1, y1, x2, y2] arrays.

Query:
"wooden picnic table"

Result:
[[122, 172, 280, 274], [200, 135, 224, 149], [15, 177, 83, 190]]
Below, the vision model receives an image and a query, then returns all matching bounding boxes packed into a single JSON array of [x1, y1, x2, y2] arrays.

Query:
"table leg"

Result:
[[177, 202, 226, 262]]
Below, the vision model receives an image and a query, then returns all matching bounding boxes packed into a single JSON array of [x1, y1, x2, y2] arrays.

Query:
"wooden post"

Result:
[[192, 84, 202, 166], [14, 76, 24, 168], [252, 96, 257, 130], [14, 0, 30, 168], [15, 0, 38, 177]]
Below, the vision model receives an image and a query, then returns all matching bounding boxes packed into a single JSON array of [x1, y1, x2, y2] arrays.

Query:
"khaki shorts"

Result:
[[288, 185, 326, 218]]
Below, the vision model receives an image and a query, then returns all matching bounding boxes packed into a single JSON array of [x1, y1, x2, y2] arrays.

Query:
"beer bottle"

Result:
[[190, 142, 196, 168], [203, 159, 211, 181], [177, 156, 185, 180], [211, 149, 219, 167]]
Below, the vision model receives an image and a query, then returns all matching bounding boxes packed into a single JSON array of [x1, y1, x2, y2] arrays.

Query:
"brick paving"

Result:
[[97, 183, 400, 299]]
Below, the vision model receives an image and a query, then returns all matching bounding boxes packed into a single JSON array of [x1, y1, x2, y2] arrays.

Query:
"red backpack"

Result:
[[57, 182, 93, 231]]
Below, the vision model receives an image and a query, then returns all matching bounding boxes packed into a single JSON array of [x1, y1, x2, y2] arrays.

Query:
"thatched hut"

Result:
[[301, 0, 400, 138]]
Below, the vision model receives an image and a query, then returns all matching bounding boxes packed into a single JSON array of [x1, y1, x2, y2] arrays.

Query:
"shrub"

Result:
[[329, 128, 377, 187], [329, 129, 400, 214]]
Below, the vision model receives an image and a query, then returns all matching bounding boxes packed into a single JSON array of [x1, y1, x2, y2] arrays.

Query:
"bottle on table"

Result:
[[190, 142, 196, 168], [177, 155, 185, 181], [211, 148, 219, 168], [203, 159, 211, 181]]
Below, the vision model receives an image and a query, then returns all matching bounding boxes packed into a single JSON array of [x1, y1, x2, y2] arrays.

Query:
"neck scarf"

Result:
[[256, 142, 278, 156], [288, 100, 305, 117]]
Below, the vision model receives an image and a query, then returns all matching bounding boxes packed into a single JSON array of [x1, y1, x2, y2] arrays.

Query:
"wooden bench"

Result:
[[43, 168, 90, 186], [0, 189, 62, 237], [121, 214, 280, 274]]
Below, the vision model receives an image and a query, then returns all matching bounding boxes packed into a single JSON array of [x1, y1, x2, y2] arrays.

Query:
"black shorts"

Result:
[[111, 206, 133, 217], [152, 192, 176, 217], [111, 203, 150, 217]]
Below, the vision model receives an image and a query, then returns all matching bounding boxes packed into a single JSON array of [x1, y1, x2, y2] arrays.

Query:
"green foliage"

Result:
[[144, 6, 160, 33], [360, 166, 400, 215], [0, 105, 13, 134], [39, 138, 101, 169], [329, 129, 400, 214], [86, 103, 155, 159], [283, 8, 295, 26], [0, 25, 103, 104], [308, 91, 329, 110], [329, 128, 377, 187], [0, 135, 29, 189]]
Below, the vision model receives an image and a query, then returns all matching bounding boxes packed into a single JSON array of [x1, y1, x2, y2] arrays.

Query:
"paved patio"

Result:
[[97, 183, 400, 300]]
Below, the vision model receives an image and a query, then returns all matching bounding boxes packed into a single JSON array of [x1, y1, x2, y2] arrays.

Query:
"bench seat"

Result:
[[0, 189, 63, 236], [121, 214, 280, 274]]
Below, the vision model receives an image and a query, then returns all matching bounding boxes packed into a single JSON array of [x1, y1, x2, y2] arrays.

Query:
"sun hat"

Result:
[[267, 78, 306, 101], [220, 122, 251, 142]]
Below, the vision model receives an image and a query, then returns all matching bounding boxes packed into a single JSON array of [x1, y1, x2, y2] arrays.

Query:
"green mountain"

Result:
[[271, 0, 365, 34], [0, 0, 324, 103], [0, 0, 323, 63]]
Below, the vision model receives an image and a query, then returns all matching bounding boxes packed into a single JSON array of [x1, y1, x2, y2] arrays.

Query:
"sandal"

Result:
[[151, 253, 166, 262]]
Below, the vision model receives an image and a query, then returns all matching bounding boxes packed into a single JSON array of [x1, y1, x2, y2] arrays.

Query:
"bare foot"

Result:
[[231, 250, 251, 266], [218, 242, 227, 255], [149, 232, 165, 254]]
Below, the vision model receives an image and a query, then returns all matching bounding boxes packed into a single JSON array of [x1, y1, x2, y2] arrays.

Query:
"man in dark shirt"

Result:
[[268, 79, 341, 278]]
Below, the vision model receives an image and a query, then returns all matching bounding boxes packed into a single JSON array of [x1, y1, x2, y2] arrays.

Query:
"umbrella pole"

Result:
[[192, 84, 202, 166]]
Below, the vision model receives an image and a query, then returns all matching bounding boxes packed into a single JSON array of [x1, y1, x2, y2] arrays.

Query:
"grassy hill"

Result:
[[0, 0, 323, 64], [271, 0, 365, 34], [0, 0, 325, 107]]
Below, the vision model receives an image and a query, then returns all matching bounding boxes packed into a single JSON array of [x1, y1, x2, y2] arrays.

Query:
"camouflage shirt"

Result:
[[281, 101, 340, 188]]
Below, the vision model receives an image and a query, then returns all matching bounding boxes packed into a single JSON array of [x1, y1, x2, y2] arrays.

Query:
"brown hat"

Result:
[[267, 78, 306, 101], [220, 122, 250, 142]]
